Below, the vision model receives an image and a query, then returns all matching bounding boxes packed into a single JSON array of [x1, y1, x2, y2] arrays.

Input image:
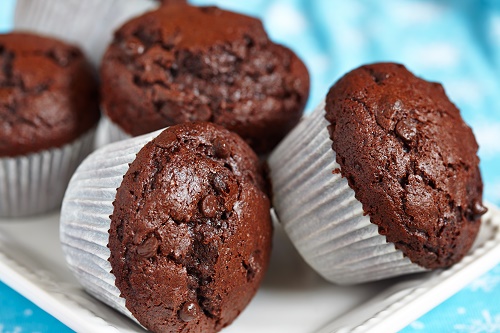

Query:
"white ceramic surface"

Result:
[[0, 205, 498, 333]]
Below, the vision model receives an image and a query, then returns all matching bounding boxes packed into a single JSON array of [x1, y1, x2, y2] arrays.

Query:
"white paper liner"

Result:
[[60, 129, 164, 323], [94, 114, 132, 149], [0, 128, 96, 218], [14, 0, 158, 66], [268, 101, 427, 285]]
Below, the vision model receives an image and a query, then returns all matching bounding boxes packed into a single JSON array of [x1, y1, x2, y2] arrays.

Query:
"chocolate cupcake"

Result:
[[99, 1, 309, 154], [60, 122, 272, 332], [268, 63, 486, 284], [0, 32, 99, 217]]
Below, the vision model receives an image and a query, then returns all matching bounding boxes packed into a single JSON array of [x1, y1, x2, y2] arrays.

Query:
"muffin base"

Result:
[[95, 114, 132, 148], [0, 128, 96, 218], [268, 102, 427, 285], [60, 130, 162, 323]]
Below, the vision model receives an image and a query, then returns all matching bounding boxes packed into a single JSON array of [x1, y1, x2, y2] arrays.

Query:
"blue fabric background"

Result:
[[401, 265, 500, 332], [0, 0, 15, 33], [0, 280, 73, 333], [1, 0, 500, 332]]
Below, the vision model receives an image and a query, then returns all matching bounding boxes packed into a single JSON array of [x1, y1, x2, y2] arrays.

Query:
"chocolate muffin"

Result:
[[0, 32, 99, 217], [268, 63, 486, 284], [325, 63, 485, 269], [0, 32, 99, 157], [60, 122, 272, 332], [100, 2, 309, 154]]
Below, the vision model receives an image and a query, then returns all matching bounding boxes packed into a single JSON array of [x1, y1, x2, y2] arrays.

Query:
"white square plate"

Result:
[[0, 205, 499, 333]]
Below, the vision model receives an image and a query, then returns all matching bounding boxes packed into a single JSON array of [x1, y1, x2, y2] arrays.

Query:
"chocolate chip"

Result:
[[246, 251, 260, 281], [199, 6, 222, 15], [375, 96, 402, 131], [137, 236, 158, 258], [395, 119, 417, 143], [471, 200, 487, 217], [213, 137, 230, 158], [163, 30, 182, 49], [156, 130, 178, 149], [232, 39, 248, 59], [179, 302, 199, 322], [212, 173, 228, 194], [200, 194, 219, 218], [243, 35, 254, 47], [48, 47, 76, 67], [121, 37, 145, 57], [371, 71, 388, 84]]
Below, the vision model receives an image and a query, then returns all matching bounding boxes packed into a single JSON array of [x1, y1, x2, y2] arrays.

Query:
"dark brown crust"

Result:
[[100, 3, 309, 154], [325, 63, 485, 269], [108, 122, 272, 333], [0, 32, 99, 157]]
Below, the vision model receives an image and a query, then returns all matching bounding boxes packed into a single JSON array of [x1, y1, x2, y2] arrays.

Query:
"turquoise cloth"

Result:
[[1, 1, 500, 332], [401, 265, 500, 332], [0, 0, 15, 33], [0, 279, 73, 333]]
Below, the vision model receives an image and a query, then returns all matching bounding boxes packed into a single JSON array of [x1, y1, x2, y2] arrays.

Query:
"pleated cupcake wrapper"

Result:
[[0, 128, 96, 218], [268, 101, 427, 285], [14, 0, 158, 66], [95, 114, 132, 149], [60, 129, 164, 324]]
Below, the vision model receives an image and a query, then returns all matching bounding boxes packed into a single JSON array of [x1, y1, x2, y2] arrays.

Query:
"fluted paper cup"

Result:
[[60, 129, 163, 322], [0, 128, 96, 218], [268, 102, 427, 285], [94, 114, 132, 149], [14, 0, 158, 67]]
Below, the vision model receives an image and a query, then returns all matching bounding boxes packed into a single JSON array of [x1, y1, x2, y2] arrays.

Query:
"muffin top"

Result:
[[108, 122, 272, 332], [0, 32, 99, 157], [100, 2, 309, 154], [325, 63, 486, 269]]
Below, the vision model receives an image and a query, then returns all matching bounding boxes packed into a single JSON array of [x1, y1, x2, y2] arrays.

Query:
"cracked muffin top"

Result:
[[0, 32, 99, 157], [325, 63, 486, 269], [108, 122, 272, 333], [100, 2, 309, 155]]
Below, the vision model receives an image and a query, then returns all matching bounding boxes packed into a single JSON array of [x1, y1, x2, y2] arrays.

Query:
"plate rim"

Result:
[[0, 204, 499, 333]]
